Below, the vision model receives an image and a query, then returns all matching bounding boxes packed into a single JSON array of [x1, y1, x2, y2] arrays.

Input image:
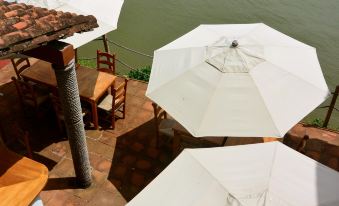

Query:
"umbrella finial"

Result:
[[231, 40, 238, 48]]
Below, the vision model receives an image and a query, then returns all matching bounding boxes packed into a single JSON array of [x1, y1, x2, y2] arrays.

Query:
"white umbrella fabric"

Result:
[[16, 0, 124, 48], [127, 142, 339, 206], [146, 23, 330, 138]]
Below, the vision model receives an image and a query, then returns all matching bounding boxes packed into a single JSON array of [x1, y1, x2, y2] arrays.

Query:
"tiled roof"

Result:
[[0, 0, 98, 57]]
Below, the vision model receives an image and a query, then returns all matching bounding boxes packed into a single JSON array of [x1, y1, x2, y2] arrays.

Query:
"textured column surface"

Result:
[[52, 59, 92, 188]]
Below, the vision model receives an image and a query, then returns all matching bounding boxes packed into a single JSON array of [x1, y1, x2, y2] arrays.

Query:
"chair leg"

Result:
[[172, 131, 181, 157], [122, 103, 126, 119], [111, 110, 115, 130], [154, 124, 160, 148], [22, 131, 33, 159], [156, 134, 160, 148], [57, 119, 64, 134]]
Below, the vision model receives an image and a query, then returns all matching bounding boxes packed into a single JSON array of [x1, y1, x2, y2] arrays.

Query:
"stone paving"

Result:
[[0, 60, 338, 205]]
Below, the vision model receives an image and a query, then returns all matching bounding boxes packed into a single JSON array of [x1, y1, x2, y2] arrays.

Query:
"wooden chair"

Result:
[[49, 91, 90, 133], [97, 49, 123, 94], [97, 50, 116, 74], [11, 76, 49, 116], [152, 103, 177, 148], [0, 122, 33, 159], [98, 78, 128, 129], [11, 57, 30, 80], [11, 58, 50, 94]]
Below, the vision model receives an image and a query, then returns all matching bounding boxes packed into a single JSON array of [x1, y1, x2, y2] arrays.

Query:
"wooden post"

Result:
[[75, 48, 78, 64], [24, 42, 92, 188], [0, 120, 5, 146], [102, 34, 110, 53], [323, 85, 339, 127]]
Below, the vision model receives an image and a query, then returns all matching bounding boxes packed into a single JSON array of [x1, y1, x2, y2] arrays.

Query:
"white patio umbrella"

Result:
[[16, 0, 124, 48], [127, 142, 339, 206], [146, 23, 330, 138]]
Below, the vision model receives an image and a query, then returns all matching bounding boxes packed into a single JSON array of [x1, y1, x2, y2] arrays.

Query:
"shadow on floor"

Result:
[[106, 119, 233, 201], [107, 120, 173, 201], [0, 81, 67, 169]]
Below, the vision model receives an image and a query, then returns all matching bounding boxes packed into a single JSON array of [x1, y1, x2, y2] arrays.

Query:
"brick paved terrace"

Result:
[[0, 59, 338, 205]]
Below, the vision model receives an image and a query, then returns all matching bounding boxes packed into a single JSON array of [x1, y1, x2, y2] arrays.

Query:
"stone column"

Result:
[[52, 59, 92, 188]]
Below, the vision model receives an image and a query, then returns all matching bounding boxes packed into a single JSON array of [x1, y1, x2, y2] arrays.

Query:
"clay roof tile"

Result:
[[0, 0, 98, 57]]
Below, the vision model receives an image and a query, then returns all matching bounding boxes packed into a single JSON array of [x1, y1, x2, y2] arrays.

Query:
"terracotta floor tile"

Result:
[[40, 190, 56, 204], [52, 158, 76, 177], [44, 190, 74, 206], [86, 138, 115, 160], [87, 189, 126, 206], [89, 153, 112, 174], [99, 131, 117, 147], [63, 195, 89, 206], [134, 88, 146, 98], [101, 181, 120, 193], [69, 170, 108, 202], [50, 141, 69, 158]]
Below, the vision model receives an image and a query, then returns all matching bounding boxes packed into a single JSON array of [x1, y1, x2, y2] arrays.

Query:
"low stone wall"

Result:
[[284, 125, 339, 171]]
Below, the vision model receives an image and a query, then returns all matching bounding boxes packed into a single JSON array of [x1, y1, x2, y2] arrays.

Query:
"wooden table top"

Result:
[[21, 60, 116, 102], [0, 146, 48, 206]]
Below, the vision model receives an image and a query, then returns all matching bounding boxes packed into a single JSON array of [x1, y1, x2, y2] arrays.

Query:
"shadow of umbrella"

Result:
[[107, 120, 174, 201]]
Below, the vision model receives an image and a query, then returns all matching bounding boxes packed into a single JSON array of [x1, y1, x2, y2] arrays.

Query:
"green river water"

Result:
[[78, 0, 339, 129]]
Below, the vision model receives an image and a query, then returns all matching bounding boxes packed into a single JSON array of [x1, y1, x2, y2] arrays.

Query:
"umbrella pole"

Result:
[[221, 136, 228, 146], [52, 60, 92, 188]]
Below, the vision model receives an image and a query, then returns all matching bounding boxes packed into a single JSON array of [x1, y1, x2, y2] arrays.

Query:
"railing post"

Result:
[[102, 34, 110, 53], [323, 85, 339, 127]]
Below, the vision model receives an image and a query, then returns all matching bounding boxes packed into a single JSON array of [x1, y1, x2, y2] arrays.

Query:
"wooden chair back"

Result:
[[98, 78, 128, 129], [97, 50, 116, 74], [11, 58, 31, 79], [152, 102, 172, 147], [113, 78, 128, 110], [152, 102, 167, 126], [12, 76, 38, 108], [111, 78, 128, 128]]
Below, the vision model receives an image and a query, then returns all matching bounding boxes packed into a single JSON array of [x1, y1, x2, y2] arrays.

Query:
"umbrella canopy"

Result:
[[146, 23, 330, 137], [127, 142, 339, 206], [17, 0, 124, 48]]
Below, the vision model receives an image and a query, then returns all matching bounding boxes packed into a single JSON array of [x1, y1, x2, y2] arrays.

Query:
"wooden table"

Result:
[[21, 60, 116, 129], [0, 146, 48, 206]]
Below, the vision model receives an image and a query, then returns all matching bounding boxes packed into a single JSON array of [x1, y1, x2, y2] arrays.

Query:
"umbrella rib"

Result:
[[248, 74, 282, 136], [195, 73, 223, 136], [186, 150, 245, 205], [205, 61, 225, 73], [266, 142, 279, 189], [264, 142, 292, 206], [263, 61, 329, 95], [243, 23, 312, 49]]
